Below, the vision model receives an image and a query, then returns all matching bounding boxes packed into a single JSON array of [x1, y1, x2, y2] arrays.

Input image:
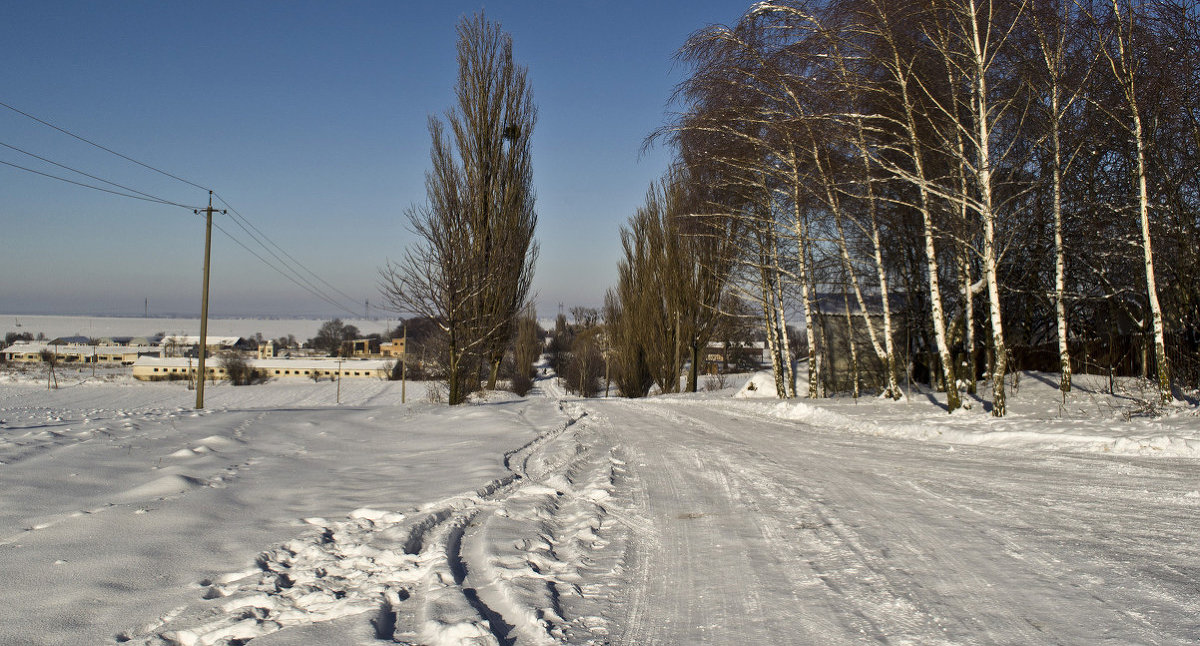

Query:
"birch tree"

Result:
[[1096, 0, 1171, 402]]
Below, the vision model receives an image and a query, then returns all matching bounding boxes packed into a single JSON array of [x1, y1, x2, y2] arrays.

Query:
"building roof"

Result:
[[159, 335, 243, 347], [3, 342, 158, 355]]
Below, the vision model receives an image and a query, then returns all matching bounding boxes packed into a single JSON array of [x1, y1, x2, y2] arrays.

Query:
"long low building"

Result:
[[131, 357, 394, 381], [2, 341, 160, 365]]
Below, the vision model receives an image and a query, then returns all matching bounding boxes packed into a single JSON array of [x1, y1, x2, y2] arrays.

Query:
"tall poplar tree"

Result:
[[381, 12, 538, 404]]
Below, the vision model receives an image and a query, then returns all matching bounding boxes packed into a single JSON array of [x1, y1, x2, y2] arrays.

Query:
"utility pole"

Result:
[[194, 191, 225, 410], [337, 357, 343, 405], [401, 323, 407, 404], [673, 310, 682, 393]]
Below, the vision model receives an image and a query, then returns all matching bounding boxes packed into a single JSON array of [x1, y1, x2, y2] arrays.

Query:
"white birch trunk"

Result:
[[772, 230, 798, 397], [790, 173, 818, 399], [1133, 105, 1170, 402], [962, 251, 977, 395], [819, 141, 893, 398], [761, 268, 786, 399], [1108, 0, 1171, 402], [1052, 92, 1072, 394], [854, 124, 902, 399], [968, 0, 1008, 417], [841, 283, 861, 398], [904, 95, 960, 411]]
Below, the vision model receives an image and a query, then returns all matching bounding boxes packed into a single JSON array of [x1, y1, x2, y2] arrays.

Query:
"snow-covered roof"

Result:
[[2, 342, 53, 354], [159, 335, 243, 347], [3, 342, 158, 355]]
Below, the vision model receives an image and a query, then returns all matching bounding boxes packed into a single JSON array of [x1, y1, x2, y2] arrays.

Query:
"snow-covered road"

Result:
[[579, 397, 1200, 644], [3, 373, 1198, 645]]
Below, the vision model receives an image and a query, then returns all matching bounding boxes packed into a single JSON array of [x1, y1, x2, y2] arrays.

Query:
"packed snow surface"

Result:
[[2, 366, 1198, 644]]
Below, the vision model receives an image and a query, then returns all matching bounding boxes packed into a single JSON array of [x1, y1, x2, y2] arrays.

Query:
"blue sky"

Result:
[[0, 1, 748, 318]]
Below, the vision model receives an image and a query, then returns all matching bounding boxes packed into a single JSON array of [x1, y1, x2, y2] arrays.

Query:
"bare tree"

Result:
[[381, 12, 537, 405], [511, 303, 540, 396], [647, 0, 1197, 409], [607, 172, 734, 395], [1093, 0, 1172, 402]]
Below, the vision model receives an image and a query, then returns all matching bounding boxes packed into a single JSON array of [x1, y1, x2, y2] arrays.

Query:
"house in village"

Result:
[[812, 292, 906, 394]]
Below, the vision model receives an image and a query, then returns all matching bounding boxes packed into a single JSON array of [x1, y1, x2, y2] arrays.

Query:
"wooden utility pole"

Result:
[[194, 191, 225, 409], [673, 310, 681, 393], [401, 324, 407, 404]]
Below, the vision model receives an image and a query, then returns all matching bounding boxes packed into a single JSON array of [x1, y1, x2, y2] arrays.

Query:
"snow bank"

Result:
[[724, 372, 1200, 458], [733, 371, 782, 398]]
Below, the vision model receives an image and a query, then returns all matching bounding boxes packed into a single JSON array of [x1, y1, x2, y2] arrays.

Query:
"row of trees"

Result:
[[604, 172, 739, 396], [607, 0, 1199, 414], [381, 12, 539, 405]]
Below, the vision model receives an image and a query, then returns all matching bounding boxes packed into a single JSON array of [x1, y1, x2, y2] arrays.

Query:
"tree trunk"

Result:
[[688, 342, 700, 393], [842, 282, 860, 398], [854, 123, 902, 399], [1110, 0, 1170, 403], [1052, 95, 1072, 394], [962, 252, 977, 395], [967, 0, 1008, 416], [759, 259, 787, 399], [1133, 99, 1170, 402], [487, 356, 501, 391], [896, 52, 960, 412]]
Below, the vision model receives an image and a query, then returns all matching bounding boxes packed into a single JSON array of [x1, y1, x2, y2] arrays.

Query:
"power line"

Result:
[[214, 192, 366, 311], [0, 158, 200, 208], [0, 99, 210, 192], [0, 140, 199, 209], [201, 212, 361, 317], [3, 99, 369, 317], [222, 210, 364, 315]]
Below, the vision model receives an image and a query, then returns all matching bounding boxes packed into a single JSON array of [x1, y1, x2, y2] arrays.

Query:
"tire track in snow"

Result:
[[120, 398, 639, 645]]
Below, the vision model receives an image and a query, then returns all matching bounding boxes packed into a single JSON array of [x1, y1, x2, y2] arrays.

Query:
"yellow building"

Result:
[[132, 357, 392, 381], [380, 338, 406, 358]]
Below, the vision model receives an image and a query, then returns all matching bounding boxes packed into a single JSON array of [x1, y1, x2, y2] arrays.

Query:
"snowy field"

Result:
[[2, 365, 1199, 644]]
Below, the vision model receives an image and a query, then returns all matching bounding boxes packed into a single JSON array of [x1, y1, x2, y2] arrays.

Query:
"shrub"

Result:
[[219, 352, 263, 386], [510, 371, 534, 396]]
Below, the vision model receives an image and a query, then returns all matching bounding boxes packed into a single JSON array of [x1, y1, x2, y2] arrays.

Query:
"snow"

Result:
[[2, 364, 1198, 644]]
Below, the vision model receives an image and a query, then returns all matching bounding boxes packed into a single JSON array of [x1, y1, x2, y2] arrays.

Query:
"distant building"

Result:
[[131, 357, 392, 381], [159, 335, 251, 357], [96, 334, 164, 347], [349, 338, 381, 357], [1, 341, 159, 365], [258, 339, 276, 359], [380, 338, 406, 358]]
